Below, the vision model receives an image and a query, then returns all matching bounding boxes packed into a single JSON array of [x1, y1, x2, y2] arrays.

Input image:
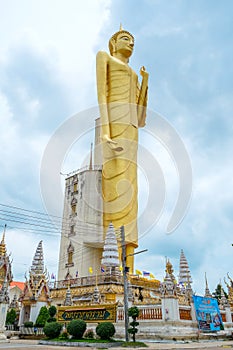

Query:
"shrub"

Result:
[[24, 321, 34, 327], [6, 309, 17, 325], [84, 328, 95, 339], [43, 322, 62, 339], [47, 305, 57, 323], [35, 306, 49, 327], [96, 322, 115, 340], [48, 305, 57, 318], [128, 306, 139, 342], [67, 319, 87, 339]]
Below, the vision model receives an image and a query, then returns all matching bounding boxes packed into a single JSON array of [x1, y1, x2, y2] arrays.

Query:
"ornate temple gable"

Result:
[[37, 280, 50, 300], [38, 285, 50, 302], [19, 281, 34, 302], [20, 240, 50, 304]]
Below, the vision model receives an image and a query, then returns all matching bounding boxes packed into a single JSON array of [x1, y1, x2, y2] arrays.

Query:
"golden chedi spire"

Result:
[[0, 224, 7, 256]]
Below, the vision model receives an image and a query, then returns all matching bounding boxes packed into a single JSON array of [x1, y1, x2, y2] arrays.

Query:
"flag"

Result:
[[150, 273, 155, 279], [143, 271, 150, 277], [89, 267, 93, 274], [135, 269, 142, 276], [101, 267, 105, 273], [51, 273, 55, 280]]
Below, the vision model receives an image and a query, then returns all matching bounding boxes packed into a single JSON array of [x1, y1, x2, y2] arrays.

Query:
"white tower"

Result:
[[58, 141, 104, 280], [178, 249, 192, 286], [101, 222, 120, 274]]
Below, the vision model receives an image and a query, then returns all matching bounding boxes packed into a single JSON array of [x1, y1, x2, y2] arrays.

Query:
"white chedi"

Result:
[[101, 223, 120, 267]]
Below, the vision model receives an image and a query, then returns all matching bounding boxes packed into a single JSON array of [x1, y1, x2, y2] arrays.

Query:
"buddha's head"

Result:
[[109, 25, 134, 58]]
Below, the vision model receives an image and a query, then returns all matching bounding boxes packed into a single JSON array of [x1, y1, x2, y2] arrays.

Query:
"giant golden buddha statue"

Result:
[[96, 26, 149, 272]]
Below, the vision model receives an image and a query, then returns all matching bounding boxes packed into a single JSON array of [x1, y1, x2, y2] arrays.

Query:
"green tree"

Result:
[[213, 284, 228, 304], [128, 306, 139, 342], [6, 309, 17, 325], [47, 305, 57, 323], [35, 306, 49, 327], [48, 305, 57, 317]]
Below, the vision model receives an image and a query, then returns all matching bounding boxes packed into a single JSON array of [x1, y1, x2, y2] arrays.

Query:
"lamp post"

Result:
[[120, 226, 147, 342]]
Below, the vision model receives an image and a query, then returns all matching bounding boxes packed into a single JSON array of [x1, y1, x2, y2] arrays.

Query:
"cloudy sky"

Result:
[[0, 0, 232, 295]]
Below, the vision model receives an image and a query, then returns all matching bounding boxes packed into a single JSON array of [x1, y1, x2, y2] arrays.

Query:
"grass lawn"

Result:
[[43, 338, 147, 347]]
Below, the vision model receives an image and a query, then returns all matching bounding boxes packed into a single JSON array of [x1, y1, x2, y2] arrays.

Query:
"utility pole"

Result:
[[120, 225, 129, 342]]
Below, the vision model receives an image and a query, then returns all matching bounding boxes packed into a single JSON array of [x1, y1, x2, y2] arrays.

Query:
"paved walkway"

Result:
[[0, 339, 233, 349], [145, 340, 233, 349]]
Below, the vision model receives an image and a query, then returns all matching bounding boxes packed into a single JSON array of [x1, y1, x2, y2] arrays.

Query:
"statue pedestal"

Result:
[[162, 296, 180, 321]]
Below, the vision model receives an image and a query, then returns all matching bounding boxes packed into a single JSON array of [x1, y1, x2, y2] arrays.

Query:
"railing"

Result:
[[19, 326, 44, 335], [117, 305, 162, 321], [221, 312, 226, 322], [66, 165, 102, 178], [6, 324, 15, 330], [179, 307, 192, 320], [51, 274, 124, 289]]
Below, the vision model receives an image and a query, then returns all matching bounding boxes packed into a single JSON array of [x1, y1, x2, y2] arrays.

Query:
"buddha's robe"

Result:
[[96, 51, 147, 249]]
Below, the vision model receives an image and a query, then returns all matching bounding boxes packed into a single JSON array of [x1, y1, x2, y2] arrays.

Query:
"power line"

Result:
[[0, 203, 64, 220]]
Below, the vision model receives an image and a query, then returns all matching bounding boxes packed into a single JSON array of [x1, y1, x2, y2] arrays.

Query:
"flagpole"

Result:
[[120, 225, 129, 342], [120, 226, 148, 343]]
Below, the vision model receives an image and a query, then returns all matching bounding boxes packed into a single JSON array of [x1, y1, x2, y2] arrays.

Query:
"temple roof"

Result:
[[10, 281, 25, 291]]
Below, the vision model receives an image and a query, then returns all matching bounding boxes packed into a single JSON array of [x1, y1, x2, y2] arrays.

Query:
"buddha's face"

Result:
[[114, 33, 134, 58]]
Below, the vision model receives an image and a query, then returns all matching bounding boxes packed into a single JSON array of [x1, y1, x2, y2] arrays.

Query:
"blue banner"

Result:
[[192, 295, 224, 331]]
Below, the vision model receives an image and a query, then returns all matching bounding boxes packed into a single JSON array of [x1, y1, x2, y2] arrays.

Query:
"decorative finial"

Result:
[[0, 224, 7, 256], [1, 224, 6, 244], [119, 23, 123, 31]]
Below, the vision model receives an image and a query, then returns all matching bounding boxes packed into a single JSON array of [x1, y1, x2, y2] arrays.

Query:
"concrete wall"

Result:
[[58, 168, 103, 280]]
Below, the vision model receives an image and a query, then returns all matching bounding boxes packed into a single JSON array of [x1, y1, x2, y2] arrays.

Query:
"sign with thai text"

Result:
[[193, 295, 224, 331], [57, 304, 117, 323]]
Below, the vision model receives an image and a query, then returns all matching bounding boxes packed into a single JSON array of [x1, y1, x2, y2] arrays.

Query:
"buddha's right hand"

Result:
[[102, 134, 117, 144], [102, 134, 123, 152]]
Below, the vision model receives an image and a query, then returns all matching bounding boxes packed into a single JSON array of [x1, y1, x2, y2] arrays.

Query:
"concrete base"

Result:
[[115, 321, 233, 341], [0, 332, 9, 342]]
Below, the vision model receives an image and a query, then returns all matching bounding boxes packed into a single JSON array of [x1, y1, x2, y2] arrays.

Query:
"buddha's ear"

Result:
[[108, 38, 116, 56]]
